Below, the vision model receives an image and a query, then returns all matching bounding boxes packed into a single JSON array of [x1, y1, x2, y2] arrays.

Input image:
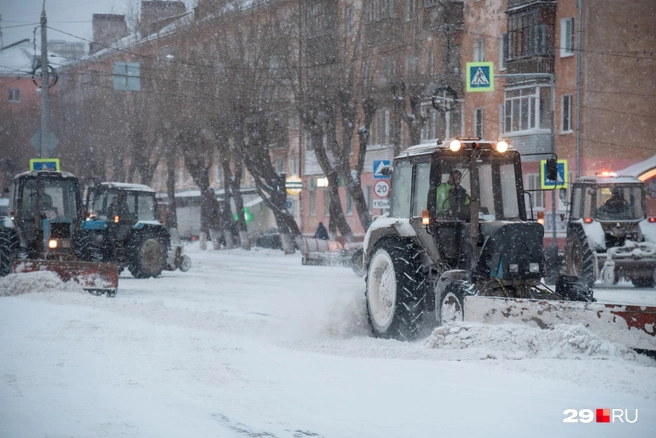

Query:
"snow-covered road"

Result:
[[1, 243, 655, 438]]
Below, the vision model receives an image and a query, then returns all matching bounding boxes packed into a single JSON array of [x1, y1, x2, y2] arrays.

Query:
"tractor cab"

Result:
[[10, 171, 84, 258], [393, 139, 537, 278], [86, 183, 158, 226], [570, 173, 646, 223]]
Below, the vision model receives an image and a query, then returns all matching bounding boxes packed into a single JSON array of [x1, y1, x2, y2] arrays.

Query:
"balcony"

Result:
[[507, 0, 556, 11]]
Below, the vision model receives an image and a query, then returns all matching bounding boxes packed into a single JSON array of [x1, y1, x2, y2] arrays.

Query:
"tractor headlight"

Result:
[[48, 239, 58, 249], [449, 139, 461, 152], [529, 263, 540, 273], [509, 264, 519, 273], [495, 141, 509, 153]]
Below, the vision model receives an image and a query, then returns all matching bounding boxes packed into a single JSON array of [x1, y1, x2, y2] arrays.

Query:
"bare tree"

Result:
[[210, 2, 302, 253]]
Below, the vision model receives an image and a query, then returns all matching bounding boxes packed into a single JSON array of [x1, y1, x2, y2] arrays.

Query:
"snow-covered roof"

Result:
[[396, 139, 513, 159], [98, 182, 155, 192], [618, 155, 656, 179], [0, 39, 70, 77], [13, 170, 77, 180], [574, 175, 643, 185]]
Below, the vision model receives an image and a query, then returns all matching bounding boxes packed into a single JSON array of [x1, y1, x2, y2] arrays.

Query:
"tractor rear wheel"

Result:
[[365, 241, 427, 340], [127, 233, 167, 279], [566, 226, 595, 287], [0, 229, 19, 277]]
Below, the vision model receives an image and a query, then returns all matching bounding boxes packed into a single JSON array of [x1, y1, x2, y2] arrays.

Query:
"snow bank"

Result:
[[425, 322, 647, 362], [0, 271, 85, 296]]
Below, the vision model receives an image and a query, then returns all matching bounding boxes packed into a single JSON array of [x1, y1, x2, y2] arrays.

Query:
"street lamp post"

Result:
[[39, 4, 49, 159]]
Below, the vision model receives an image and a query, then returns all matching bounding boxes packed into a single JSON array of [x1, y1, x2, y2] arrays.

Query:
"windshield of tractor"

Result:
[[573, 185, 645, 221], [20, 177, 79, 221], [91, 189, 157, 222], [433, 154, 521, 221]]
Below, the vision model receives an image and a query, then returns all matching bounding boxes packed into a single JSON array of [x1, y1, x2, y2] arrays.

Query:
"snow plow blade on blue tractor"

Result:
[[0, 170, 119, 295], [360, 138, 656, 355]]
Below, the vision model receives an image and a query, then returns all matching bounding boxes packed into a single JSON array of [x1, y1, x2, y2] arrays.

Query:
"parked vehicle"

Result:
[[0, 170, 118, 294]]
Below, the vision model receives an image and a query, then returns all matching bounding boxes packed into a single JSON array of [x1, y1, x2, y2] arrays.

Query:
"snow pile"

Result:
[[0, 271, 85, 296], [425, 322, 644, 361]]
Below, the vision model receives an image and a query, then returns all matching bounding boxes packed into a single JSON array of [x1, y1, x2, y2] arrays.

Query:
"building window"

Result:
[[365, 0, 397, 22], [425, 49, 434, 76], [405, 54, 419, 76], [406, 0, 417, 21], [323, 189, 330, 216], [504, 87, 544, 133], [309, 190, 316, 216], [373, 109, 391, 145], [499, 33, 507, 70], [8, 88, 20, 102], [113, 62, 141, 91], [290, 156, 298, 175], [304, 130, 314, 150], [214, 164, 222, 184], [474, 108, 484, 139], [382, 56, 396, 80], [275, 158, 284, 175], [560, 17, 574, 57], [508, 10, 554, 60], [345, 5, 354, 35], [346, 191, 353, 215], [561, 94, 573, 133], [425, 0, 440, 7], [420, 103, 440, 142], [474, 38, 485, 62], [365, 185, 372, 212]]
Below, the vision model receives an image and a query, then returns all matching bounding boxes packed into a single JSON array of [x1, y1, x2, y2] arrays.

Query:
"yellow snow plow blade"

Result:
[[464, 296, 656, 352], [12, 260, 119, 294]]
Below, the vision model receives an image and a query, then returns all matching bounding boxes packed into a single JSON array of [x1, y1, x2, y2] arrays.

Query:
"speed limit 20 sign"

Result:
[[374, 180, 390, 198]]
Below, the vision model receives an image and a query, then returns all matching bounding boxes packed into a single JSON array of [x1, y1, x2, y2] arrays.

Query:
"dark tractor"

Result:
[[565, 173, 656, 288], [84, 182, 179, 279], [0, 170, 118, 293], [362, 138, 593, 340]]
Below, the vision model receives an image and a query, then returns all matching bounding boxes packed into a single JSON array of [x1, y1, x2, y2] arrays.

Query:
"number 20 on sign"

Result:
[[374, 180, 390, 198]]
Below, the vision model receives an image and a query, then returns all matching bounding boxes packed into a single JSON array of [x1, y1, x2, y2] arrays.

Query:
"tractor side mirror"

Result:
[[546, 158, 558, 181]]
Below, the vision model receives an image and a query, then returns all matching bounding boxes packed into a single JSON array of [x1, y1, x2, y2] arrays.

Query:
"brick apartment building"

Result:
[[4, 0, 654, 240]]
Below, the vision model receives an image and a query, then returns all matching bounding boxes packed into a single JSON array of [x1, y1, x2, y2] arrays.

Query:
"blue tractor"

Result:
[[84, 182, 190, 278]]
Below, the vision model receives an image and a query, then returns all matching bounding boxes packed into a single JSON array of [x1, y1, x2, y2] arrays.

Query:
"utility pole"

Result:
[[40, 2, 50, 158]]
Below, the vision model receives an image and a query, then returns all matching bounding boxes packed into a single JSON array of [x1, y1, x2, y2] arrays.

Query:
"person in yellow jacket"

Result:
[[436, 169, 470, 216]]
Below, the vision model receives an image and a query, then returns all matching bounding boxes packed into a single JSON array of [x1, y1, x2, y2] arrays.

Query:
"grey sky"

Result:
[[0, 0, 193, 48]]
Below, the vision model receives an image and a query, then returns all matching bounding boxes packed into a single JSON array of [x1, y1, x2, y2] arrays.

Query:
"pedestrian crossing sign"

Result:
[[466, 62, 494, 92], [540, 159, 568, 189]]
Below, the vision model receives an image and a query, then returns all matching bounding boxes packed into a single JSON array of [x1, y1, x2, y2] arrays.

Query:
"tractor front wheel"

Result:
[[365, 241, 427, 340], [0, 229, 19, 277]]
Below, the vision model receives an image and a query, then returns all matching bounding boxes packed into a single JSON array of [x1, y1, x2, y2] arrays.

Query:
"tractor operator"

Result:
[[436, 169, 470, 216], [599, 186, 630, 215]]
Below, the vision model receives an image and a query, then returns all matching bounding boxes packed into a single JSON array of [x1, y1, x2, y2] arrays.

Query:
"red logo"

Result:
[[596, 409, 611, 423]]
